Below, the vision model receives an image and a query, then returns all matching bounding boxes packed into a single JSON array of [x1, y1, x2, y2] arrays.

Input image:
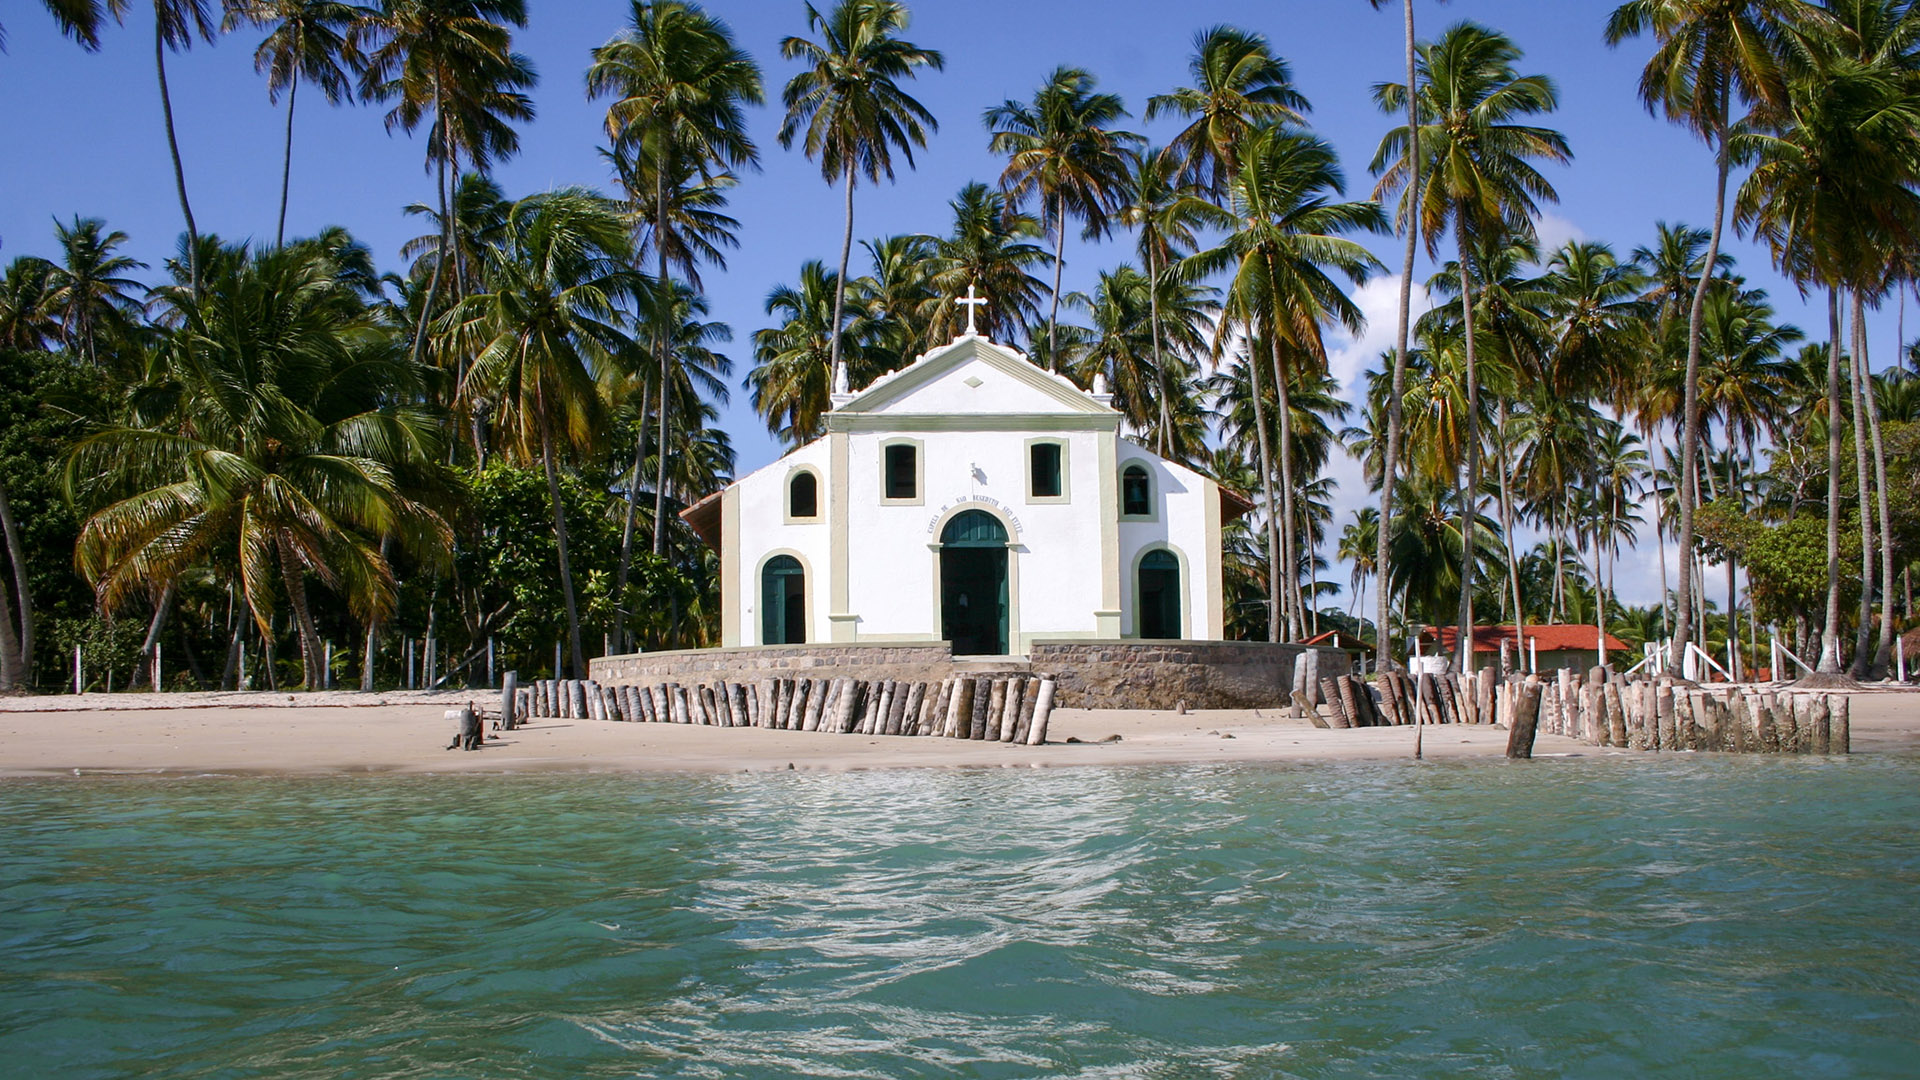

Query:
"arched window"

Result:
[[1138, 549, 1181, 639], [1122, 464, 1151, 517], [761, 555, 806, 645], [789, 471, 818, 519]]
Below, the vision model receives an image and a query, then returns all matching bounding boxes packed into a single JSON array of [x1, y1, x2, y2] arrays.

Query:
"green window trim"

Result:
[[1026, 437, 1069, 504], [785, 466, 822, 522], [1120, 462, 1156, 520], [878, 437, 925, 505]]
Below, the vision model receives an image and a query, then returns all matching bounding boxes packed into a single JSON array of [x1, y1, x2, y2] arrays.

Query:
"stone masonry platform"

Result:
[[591, 640, 1355, 710]]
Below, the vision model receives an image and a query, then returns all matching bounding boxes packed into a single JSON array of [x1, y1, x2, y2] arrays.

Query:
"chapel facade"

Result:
[[681, 326, 1244, 657]]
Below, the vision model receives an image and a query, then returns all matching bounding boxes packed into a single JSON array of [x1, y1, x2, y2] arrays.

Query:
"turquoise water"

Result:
[[3, 757, 1917, 1079]]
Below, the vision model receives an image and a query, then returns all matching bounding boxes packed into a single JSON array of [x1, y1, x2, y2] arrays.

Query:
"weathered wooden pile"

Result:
[[1304, 664, 1852, 758], [518, 675, 1059, 744]]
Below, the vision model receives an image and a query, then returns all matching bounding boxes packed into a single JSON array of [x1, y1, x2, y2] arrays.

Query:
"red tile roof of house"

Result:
[[1420, 625, 1632, 654], [1302, 629, 1375, 651]]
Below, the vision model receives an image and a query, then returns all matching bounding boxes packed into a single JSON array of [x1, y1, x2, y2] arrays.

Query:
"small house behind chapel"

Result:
[[682, 320, 1247, 656]]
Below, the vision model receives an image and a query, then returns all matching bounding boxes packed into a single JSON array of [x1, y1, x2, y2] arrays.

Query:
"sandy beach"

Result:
[[1, 686, 1915, 777]]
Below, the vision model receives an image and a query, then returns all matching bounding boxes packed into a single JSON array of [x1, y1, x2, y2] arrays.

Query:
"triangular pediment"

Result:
[[835, 335, 1116, 416]]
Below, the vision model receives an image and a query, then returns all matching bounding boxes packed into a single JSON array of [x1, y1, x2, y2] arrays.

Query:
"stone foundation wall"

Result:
[[591, 643, 959, 686], [1028, 640, 1355, 709], [592, 640, 1358, 711]]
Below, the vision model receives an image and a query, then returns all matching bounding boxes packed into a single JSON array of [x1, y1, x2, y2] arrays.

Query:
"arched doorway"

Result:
[[940, 509, 1009, 655], [761, 555, 806, 644], [1138, 549, 1181, 639]]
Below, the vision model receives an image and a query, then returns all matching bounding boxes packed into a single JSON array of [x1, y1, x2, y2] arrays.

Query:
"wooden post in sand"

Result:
[[969, 677, 992, 739], [1335, 675, 1362, 728], [946, 677, 973, 738], [1809, 695, 1831, 755], [1655, 682, 1676, 751], [1506, 678, 1544, 759], [1027, 677, 1057, 745]]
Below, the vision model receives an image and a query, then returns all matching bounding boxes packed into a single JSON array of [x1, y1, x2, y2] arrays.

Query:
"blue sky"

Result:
[[2, 0, 1904, 615]]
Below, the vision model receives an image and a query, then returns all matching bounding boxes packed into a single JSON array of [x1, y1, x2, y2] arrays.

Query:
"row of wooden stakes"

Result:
[[1296, 670, 1495, 728], [1505, 671, 1851, 756], [522, 675, 1059, 743], [1300, 664, 1851, 756]]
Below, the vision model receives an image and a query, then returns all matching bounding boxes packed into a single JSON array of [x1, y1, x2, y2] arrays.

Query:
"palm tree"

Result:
[[227, 1, 368, 247], [588, 0, 760, 574], [1822, 0, 1920, 677], [923, 182, 1051, 344], [1146, 24, 1309, 199], [778, 0, 943, 394], [985, 66, 1139, 363], [65, 237, 451, 689], [1606, 0, 1800, 678], [1372, 21, 1569, 670], [1115, 146, 1231, 457], [614, 279, 732, 648], [849, 233, 936, 366], [450, 189, 645, 679], [358, 0, 534, 368], [0, 256, 59, 350], [4, 0, 121, 50], [1367, 0, 1422, 677], [45, 216, 147, 369], [748, 260, 847, 446], [1340, 507, 1381, 623], [1194, 128, 1386, 641], [1070, 264, 1217, 453], [1734, 15, 1920, 675], [150, 0, 226, 297]]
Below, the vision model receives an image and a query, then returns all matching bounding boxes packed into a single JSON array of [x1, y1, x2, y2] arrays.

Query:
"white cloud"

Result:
[[1534, 211, 1588, 256]]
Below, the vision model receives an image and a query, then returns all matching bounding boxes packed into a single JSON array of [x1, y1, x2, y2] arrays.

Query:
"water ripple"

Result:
[[2, 756, 1917, 1078]]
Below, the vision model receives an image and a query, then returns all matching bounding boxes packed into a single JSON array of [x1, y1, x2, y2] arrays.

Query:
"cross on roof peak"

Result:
[[955, 284, 988, 337]]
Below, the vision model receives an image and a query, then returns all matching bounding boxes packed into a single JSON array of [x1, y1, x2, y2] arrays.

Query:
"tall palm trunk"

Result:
[[1245, 350, 1283, 643], [1494, 401, 1525, 668], [1378, 0, 1418, 676], [360, 535, 389, 691], [0, 481, 32, 688], [538, 398, 587, 678], [156, 22, 201, 296], [1453, 221, 1481, 674], [0, 558, 20, 691], [138, 583, 176, 691], [1270, 335, 1302, 641], [1860, 290, 1897, 677], [649, 162, 675, 562], [280, 538, 325, 689], [276, 77, 298, 247], [1147, 246, 1171, 457], [409, 85, 449, 369], [1048, 190, 1067, 366], [1818, 288, 1845, 674], [615, 407, 648, 651], [1673, 103, 1731, 677], [1849, 297, 1875, 678], [829, 158, 856, 390]]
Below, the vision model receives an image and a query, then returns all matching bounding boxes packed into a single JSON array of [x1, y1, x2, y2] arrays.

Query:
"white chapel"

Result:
[[682, 303, 1247, 657]]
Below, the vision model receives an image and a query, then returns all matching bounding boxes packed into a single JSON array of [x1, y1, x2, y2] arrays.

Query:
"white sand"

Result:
[[2, 687, 1915, 777]]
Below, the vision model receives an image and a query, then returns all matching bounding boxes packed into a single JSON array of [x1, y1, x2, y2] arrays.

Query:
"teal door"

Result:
[[761, 555, 806, 644], [1138, 549, 1181, 639], [940, 510, 1009, 655]]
